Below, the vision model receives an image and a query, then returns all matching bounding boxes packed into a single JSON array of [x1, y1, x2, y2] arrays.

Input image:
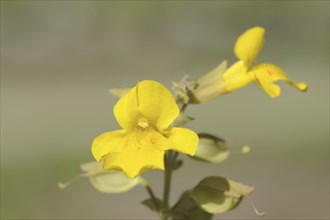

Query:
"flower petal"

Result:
[[103, 129, 168, 178], [137, 80, 180, 131], [222, 61, 253, 92], [254, 73, 281, 98], [113, 86, 140, 130], [250, 63, 308, 98], [91, 130, 126, 161], [234, 27, 265, 65], [166, 127, 199, 156]]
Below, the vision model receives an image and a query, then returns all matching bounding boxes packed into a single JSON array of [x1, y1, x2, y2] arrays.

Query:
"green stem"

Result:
[[162, 151, 174, 220], [160, 100, 188, 220], [180, 103, 188, 112], [140, 178, 161, 215]]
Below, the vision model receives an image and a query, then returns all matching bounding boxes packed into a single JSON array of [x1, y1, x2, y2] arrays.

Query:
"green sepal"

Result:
[[58, 161, 144, 193], [141, 198, 162, 213], [109, 88, 130, 98], [173, 159, 183, 170], [171, 191, 213, 220], [196, 60, 228, 88], [191, 176, 254, 214], [82, 161, 143, 193], [89, 171, 142, 193], [191, 133, 230, 163], [172, 114, 194, 127]]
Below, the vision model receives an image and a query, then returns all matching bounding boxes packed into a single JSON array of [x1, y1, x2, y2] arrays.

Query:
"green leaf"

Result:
[[141, 198, 162, 213], [191, 176, 254, 214], [192, 133, 230, 163], [171, 191, 213, 220], [172, 114, 194, 127]]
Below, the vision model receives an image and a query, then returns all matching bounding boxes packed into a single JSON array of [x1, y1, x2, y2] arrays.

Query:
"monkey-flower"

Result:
[[91, 80, 199, 178], [223, 26, 307, 98]]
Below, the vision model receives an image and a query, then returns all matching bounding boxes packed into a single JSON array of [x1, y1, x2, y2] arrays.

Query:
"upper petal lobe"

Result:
[[234, 26, 265, 65]]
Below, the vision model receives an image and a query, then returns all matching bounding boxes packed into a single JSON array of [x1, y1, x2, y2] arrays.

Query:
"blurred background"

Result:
[[1, 1, 329, 219]]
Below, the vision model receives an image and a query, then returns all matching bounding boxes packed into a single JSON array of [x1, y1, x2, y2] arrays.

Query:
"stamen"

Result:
[[138, 118, 149, 129]]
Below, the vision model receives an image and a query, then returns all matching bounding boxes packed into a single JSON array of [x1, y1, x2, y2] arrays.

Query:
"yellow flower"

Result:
[[91, 80, 199, 178], [223, 26, 307, 98]]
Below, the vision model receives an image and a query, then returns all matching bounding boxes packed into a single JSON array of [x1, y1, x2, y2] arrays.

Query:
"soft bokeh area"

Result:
[[1, 1, 329, 219]]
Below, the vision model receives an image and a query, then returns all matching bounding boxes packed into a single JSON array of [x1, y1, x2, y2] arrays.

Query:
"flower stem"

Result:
[[162, 151, 174, 220], [160, 102, 187, 219], [140, 179, 160, 212]]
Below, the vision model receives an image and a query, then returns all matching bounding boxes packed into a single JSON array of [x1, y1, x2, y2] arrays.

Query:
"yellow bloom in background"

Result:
[[223, 26, 307, 98], [92, 80, 199, 178]]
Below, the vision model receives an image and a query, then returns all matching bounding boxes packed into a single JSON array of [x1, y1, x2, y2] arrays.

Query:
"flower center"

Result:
[[137, 117, 149, 129]]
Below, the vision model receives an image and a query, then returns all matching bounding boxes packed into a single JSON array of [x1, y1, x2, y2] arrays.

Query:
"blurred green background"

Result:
[[1, 1, 329, 219]]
